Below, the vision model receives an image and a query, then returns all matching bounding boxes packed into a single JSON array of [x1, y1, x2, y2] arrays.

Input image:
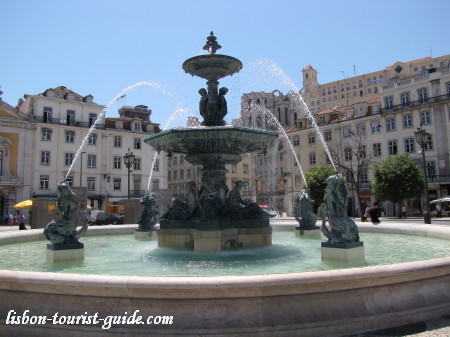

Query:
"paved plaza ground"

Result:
[[1, 216, 449, 336]]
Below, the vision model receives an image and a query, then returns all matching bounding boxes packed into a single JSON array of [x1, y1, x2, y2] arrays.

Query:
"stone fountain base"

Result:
[[321, 241, 365, 262], [135, 229, 157, 241], [158, 227, 272, 252], [46, 243, 84, 263], [295, 227, 321, 237]]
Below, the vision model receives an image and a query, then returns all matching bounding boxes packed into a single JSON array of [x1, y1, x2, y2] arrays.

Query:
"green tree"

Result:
[[372, 154, 424, 217], [304, 165, 336, 211]]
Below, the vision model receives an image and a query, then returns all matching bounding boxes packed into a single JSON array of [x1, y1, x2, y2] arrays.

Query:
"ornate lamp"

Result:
[[123, 148, 136, 199], [414, 127, 432, 224]]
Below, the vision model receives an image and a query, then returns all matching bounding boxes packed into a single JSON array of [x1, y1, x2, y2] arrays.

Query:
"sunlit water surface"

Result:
[[1, 232, 449, 276]]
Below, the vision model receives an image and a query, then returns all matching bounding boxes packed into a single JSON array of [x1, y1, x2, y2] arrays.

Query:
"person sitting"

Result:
[[368, 202, 381, 225]]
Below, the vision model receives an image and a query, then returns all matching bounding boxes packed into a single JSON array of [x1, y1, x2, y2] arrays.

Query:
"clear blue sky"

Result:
[[1, 0, 449, 127]]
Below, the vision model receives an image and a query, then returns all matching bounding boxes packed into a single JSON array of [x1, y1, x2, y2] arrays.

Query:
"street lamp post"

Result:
[[80, 152, 86, 186], [103, 173, 111, 208], [123, 148, 136, 199], [414, 127, 432, 224]]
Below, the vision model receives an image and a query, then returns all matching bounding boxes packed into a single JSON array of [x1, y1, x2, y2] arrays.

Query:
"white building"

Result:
[[17, 86, 167, 210]]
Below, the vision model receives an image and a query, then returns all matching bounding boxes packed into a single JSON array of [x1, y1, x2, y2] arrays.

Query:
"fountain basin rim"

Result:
[[182, 54, 243, 80], [0, 256, 449, 299]]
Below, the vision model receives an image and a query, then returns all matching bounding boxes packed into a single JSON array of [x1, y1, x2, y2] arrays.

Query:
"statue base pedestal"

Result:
[[321, 242, 364, 262], [295, 227, 321, 237], [46, 243, 84, 263], [157, 227, 272, 252], [135, 229, 157, 241]]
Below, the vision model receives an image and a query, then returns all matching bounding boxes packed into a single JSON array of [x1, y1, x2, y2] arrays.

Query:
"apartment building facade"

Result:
[[16, 86, 167, 210], [241, 54, 450, 216]]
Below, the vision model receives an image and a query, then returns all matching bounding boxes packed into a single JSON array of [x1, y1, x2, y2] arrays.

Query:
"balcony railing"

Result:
[[33, 115, 106, 129], [381, 93, 450, 114], [0, 176, 21, 185], [427, 175, 450, 184]]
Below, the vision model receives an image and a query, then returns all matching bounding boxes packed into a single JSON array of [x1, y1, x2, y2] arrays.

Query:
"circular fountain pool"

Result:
[[0, 223, 449, 337], [1, 231, 449, 276]]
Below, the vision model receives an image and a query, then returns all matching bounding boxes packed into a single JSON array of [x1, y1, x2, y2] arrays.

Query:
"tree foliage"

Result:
[[372, 154, 424, 203], [304, 165, 336, 211]]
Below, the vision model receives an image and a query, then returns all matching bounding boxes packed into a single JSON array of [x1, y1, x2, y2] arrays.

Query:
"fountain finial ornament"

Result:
[[203, 31, 221, 55]]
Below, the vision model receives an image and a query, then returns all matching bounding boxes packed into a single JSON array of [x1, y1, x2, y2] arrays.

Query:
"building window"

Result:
[[425, 134, 433, 151], [293, 136, 300, 146], [180, 169, 184, 180], [400, 92, 410, 107], [420, 111, 431, 125], [344, 148, 352, 161], [343, 126, 351, 138], [89, 113, 97, 127], [43, 107, 52, 123], [173, 170, 178, 181], [403, 114, 413, 128], [65, 177, 73, 187], [243, 164, 249, 175], [41, 128, 52, 141], [134, 138, 141, 150], [65, 153, 74, 166], [385, 96, 393, 110], [40, 175, 49, 189], [153, 159, 160, 172], [66, 110, 75, 126], [309, 152, 316, 165], [113, 178, 121, 190], [134, 157, 141, 171], [40, 151, 50, 165], [447, 82, 450, 94], [373, 143, 382, 157], [173, 157, 178, 166], [359, 145, 367, 158], [113, 136, 122, 148], [134, 122, 141, 131], [426, 161, 435, 180], [356, 123, 365, 136], [65, 131, 75, 143], [87, 177, 95, 191], [113, 156, 121, 169], [179, 156, 184, 165], [418, 88, 428, 103], [371, 121, 381, 134], [168, 171, 171, 182], [388, 140, 398, 155], [186, 168, 191, 179], [231, 164, 237, 174], [87, 154, 96, 168], [88, 133, 97, 145], [404, 138, 415, 153], [386, 117, 396, 131], [319, 116, 326, 124], [152, 179, 159, 191], [324, 131, 332, 142], [308, 134, 315, 144], [360, 169, 369, 184]]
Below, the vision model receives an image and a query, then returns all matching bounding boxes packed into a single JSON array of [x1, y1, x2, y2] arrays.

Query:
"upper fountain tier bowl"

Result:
[[145, 125, 277, 165], [182, 54, 243, 81]]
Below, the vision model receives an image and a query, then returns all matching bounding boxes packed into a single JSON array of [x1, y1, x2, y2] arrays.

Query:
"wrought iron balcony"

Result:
[[32, 115, 106, 129], [381, 93, 450, 114], [427, 175, 450, 183]]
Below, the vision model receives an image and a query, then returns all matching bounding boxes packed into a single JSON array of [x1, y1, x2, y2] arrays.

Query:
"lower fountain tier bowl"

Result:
[[144, 126, 278, 163], [182, 54, 243, 80]]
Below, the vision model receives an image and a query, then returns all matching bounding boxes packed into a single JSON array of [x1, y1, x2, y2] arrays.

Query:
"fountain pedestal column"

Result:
[[321, 242, 365, 262], [46, 243, 84, 263]]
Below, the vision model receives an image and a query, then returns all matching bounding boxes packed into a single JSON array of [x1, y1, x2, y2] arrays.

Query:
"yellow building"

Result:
[[0, 98, 35, 219]]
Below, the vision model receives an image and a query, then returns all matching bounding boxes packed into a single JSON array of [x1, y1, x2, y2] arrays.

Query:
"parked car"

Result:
[[89, 211, 124, 225]]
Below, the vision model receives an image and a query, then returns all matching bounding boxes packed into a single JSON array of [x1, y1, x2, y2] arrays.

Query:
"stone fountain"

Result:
[[145, 32, 277, 252]]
